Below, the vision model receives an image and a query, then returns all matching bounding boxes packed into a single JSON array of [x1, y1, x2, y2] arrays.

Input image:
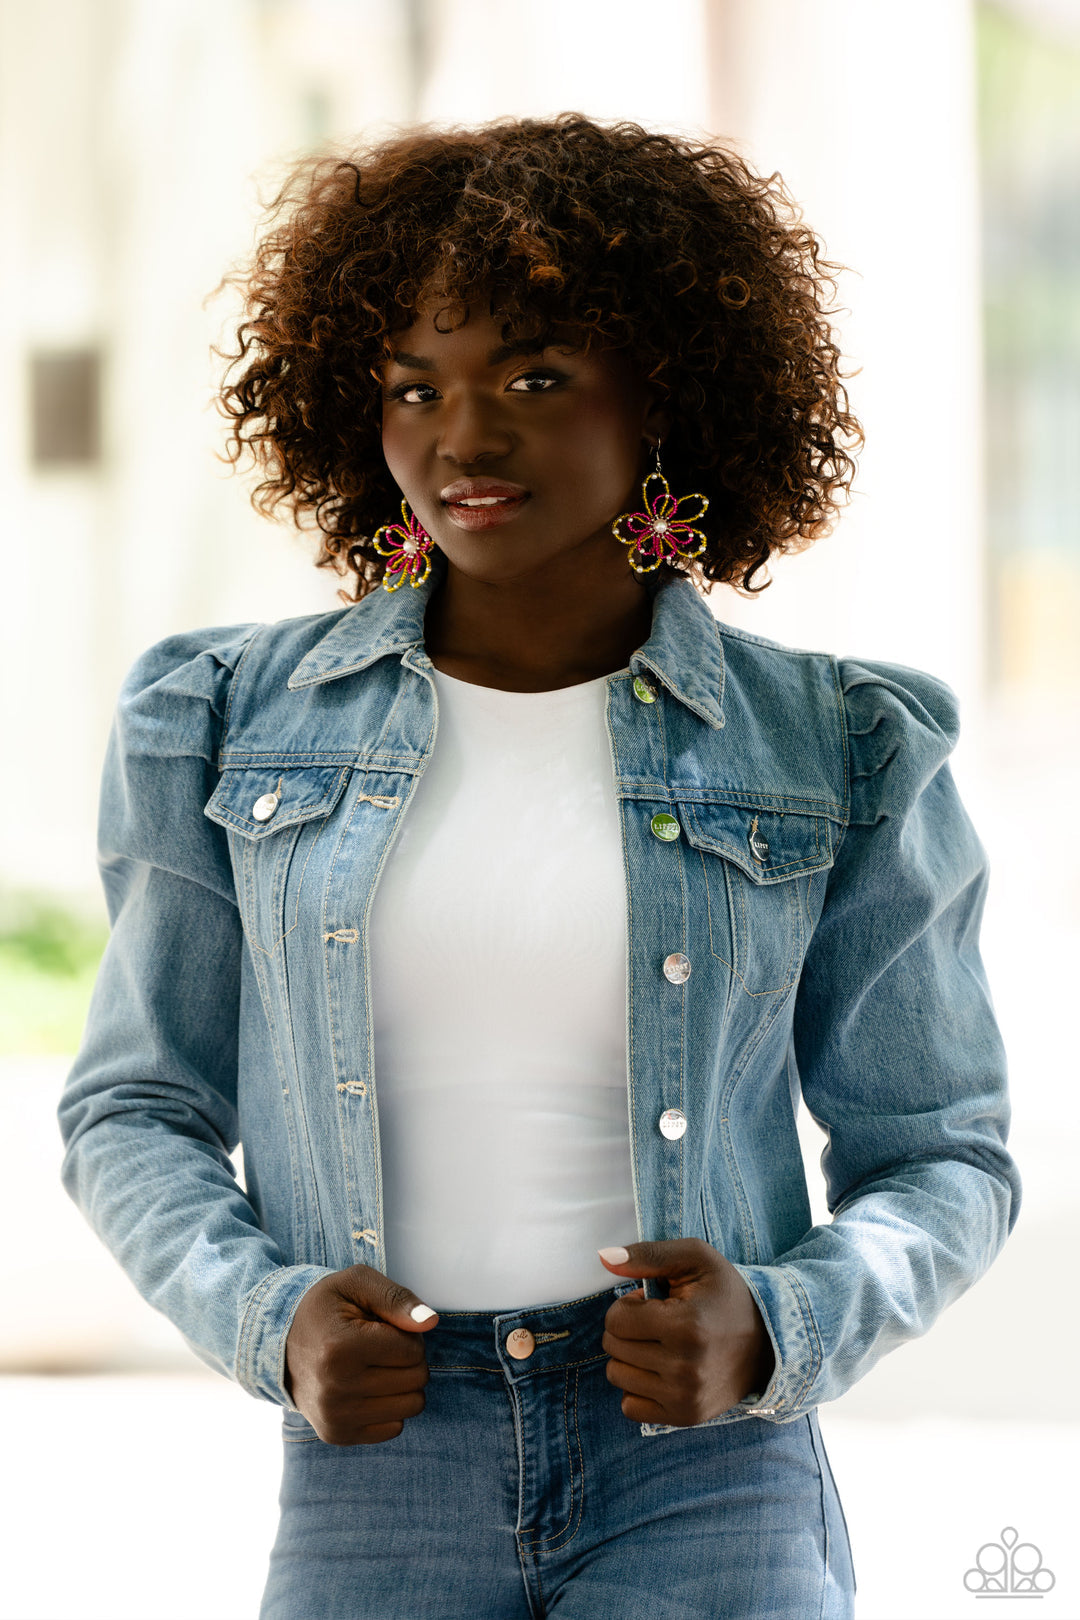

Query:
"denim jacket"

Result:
[[58, 564, 1020, 1436]]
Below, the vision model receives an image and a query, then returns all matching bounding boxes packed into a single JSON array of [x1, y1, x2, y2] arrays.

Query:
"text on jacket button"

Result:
[[650, 812, 681, 842], [633, 675, 657, 704], [663, 952, 691, 984], [252, 792, 280, 822], [659, 1108, 688, 1140], [748, 817, 769, 863], [506, 1327, 536, 1360]]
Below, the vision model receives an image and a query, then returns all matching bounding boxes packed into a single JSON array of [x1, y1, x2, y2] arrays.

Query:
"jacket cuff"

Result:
[[237, 1263, 337, 1408], [728, 1261, 822, 1422]]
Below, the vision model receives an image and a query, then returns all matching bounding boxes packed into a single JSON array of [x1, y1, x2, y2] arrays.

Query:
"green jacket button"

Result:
[[650, 812, 681, 842], [633, 675, 657, 704]]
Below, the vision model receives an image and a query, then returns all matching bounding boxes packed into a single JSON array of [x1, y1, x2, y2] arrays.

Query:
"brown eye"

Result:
[[507, 371, 561, 393], [390, 382, 439, 404]]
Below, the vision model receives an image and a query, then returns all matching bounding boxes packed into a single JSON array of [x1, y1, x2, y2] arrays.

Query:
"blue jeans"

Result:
[[259, 1283, 856, 1619]]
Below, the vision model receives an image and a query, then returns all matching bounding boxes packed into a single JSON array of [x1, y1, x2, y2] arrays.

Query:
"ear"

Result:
[[643, 391, 671, 448]]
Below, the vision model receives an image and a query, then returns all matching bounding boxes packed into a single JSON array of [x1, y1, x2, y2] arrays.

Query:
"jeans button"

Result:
[[252, 792, 280, 821], [506, 1328, 536, 1360]]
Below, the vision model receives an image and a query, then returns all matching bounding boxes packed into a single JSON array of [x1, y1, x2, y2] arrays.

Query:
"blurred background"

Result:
[[1, 1, 1077, 1617]]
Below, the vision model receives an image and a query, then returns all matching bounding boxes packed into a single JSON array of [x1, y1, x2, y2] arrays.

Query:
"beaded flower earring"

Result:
[[611, 443, 709, 575], [372, 501, 434, 591]]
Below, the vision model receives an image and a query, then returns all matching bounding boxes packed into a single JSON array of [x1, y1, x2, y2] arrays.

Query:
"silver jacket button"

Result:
[[662, 952, 691, 984], [252, 793, 280, 822], [659, 1108, 688, 1140], [748, 817, 769, 863]]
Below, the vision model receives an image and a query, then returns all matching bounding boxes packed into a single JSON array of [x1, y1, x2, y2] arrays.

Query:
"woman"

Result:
[[58, 115, 1019, 1619]]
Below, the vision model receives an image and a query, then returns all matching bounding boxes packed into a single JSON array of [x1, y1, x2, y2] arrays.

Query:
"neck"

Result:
[[423, 539, 664, 693]]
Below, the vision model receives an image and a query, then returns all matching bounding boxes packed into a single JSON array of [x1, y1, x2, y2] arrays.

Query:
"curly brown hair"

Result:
[[214, 113, 862, 600]]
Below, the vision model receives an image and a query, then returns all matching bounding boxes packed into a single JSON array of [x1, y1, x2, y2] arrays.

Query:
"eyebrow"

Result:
[[386, 340, 548, 371]]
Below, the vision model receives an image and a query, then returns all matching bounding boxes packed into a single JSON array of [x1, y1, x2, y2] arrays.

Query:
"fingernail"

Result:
[[598, 1246, 630, 1264], [410, 1303, 437, 1322]]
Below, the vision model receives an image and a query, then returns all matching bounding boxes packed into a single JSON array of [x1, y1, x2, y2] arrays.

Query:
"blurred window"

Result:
[[29, 349, 102, 468]]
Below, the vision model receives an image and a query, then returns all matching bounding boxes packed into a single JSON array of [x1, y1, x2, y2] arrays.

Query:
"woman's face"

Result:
[[378, 299, 662, 586]]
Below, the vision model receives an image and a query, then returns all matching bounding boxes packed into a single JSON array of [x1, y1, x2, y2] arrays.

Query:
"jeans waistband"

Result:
[[422, 1281, 641, 1382]]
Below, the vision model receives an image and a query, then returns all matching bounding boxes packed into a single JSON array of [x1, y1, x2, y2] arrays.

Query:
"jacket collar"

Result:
[[287, 556, 725, 730]]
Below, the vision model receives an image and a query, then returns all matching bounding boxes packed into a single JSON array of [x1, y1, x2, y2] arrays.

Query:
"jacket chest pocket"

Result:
[[681, 801, 837, 997], [204, 765, 351, 955]]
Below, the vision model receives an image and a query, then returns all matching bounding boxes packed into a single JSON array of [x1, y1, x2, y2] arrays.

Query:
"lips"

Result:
[[439, 477, 531, 532]]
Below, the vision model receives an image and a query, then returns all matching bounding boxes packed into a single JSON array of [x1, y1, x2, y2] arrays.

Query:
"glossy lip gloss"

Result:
[[440, 478, 531, 532]]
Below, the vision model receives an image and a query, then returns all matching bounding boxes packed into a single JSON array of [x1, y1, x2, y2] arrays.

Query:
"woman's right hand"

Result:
[[283, 1263, 440, 1446]]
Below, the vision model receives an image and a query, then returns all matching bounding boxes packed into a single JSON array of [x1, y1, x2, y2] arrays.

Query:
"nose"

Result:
[[436, 392, 514, 467]]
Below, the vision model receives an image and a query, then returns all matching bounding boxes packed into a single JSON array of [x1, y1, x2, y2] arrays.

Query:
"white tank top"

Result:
[[368, 666, 637, 1311]]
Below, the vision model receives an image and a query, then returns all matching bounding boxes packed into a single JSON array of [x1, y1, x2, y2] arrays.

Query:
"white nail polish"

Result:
[[598, 1246, 630, 1264], [410, 1303, 437, 1322]]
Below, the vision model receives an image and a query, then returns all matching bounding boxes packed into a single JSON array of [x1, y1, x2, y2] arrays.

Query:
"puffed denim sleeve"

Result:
[[57, 629, 337, 1405], [732, 659, 1021, 1419]]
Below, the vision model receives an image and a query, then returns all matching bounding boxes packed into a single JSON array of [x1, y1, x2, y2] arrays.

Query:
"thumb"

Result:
[[597, 1238, 721, 1289], [332, 1262, 440, 1332]]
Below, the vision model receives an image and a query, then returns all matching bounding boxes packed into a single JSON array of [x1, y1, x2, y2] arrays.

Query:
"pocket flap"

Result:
[[204, 765, 350, 841], [681, 801, 835, 884]]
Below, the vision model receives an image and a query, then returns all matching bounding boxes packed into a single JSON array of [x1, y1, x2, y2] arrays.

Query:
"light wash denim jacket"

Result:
[[58, 563, 1020, 1436]]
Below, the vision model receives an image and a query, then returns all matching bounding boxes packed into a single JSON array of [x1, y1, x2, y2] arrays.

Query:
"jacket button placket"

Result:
[[631, 799, 689, 1247]]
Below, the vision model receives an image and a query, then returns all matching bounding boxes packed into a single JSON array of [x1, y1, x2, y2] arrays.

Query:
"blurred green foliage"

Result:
[[0, 890, 109, 1055]]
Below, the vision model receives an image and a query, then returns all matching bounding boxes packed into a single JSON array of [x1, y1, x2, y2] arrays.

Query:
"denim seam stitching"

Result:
[[520, 1368, 585, 1552], [237, 1267, 282, 1398], [609, 706, 647, 1264], [356, 745, 433, 1265], [324, 782, 371, 1252], [535, 1368, 588, 1553], [808, 1413, 831, 1620], [217, 624, 264, 761], [331, 775, 397, 1245], [281, 805, 336, 946], [429, 1362, 515, 1373], [239, 888, 310, 1263], [654, 694, 679, 1256], [506, 1352, 608, 1376], [717, 986, 799, 1264], [780, 1265, 823, 1411], [676, 780, 688, 1239], [220, 749, 423, 767], [697, 846, 737, 1024], [618, 782, 847, 817], [700, 847, 799, 999], [274, 926, 326, 1266]]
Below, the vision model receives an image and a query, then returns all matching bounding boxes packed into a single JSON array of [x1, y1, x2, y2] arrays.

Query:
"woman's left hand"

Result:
[[597, 1239, 776, 1426]]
